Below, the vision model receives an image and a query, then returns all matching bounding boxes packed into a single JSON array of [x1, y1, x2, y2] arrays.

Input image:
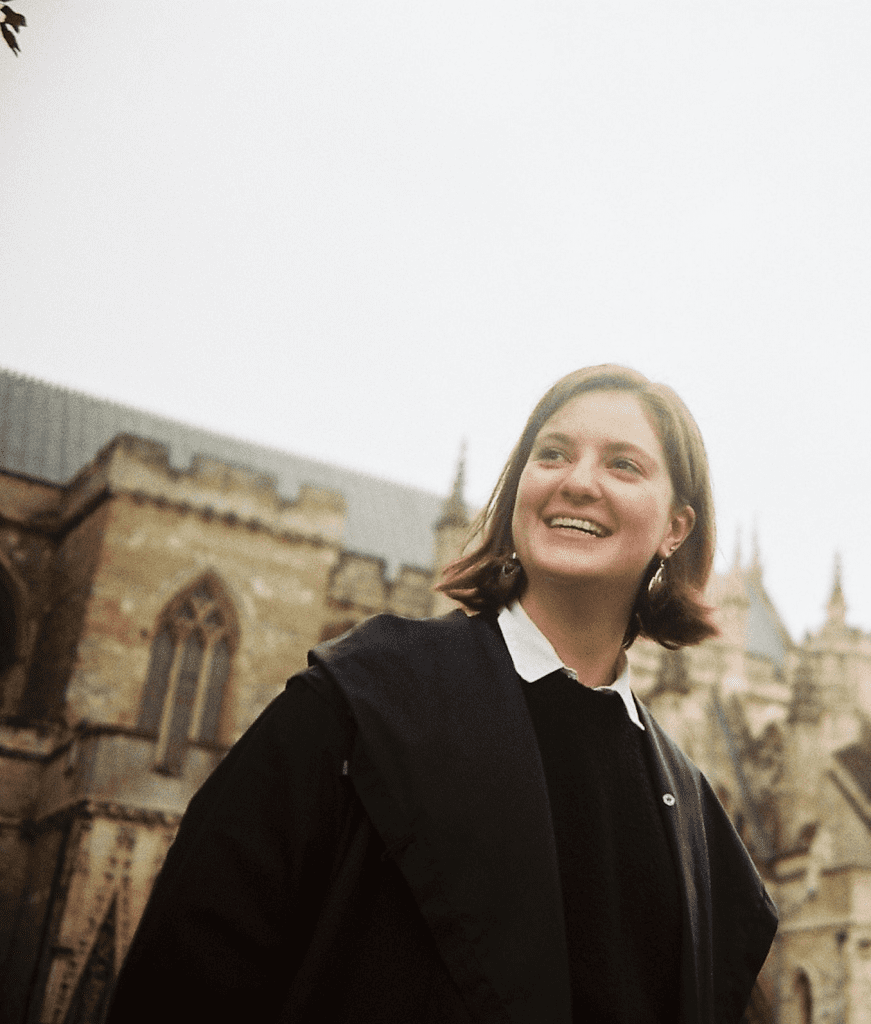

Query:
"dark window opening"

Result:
[[0, 573, 16, 673]]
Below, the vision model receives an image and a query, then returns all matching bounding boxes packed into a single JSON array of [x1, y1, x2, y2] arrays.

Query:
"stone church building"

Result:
[[1, 367, 869, 1023]]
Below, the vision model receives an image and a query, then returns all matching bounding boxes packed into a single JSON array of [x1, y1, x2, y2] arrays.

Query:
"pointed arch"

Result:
[[794, 969, 813, 1024], [138, 572, 238, 774], [63, 898, 117, 1024]]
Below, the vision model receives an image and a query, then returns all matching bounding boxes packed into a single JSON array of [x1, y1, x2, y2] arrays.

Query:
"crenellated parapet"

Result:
[[61, 435, 346, 549], [324, 552, 435, 634]]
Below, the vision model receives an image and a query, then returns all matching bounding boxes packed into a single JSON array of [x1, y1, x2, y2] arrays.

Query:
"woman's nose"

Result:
[[559, 457, 601, 500]]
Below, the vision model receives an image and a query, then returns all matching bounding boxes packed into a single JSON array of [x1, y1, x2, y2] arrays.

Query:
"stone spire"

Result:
[[732, 526, 743, 572], [826, 552, 846, 627], [748, 524, 763, 582], [720, 525, 748, 605], [431, 444, 472, 615], [435, 442, 469, 531]]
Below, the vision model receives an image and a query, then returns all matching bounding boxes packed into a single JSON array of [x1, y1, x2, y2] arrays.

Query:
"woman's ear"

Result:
[[660, 504, 695, 559]]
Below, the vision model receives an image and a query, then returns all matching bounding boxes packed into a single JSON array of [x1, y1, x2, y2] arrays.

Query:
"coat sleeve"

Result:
[[105, 672, 359, 1024], [699, 772, 778, 1023]]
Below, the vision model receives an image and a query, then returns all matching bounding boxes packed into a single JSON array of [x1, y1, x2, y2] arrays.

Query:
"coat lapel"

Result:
[[637, 702, 713, 1024]]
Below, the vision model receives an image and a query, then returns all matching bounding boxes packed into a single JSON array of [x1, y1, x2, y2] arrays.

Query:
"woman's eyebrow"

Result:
[[602, 441, 657, 465], [534, 431, 574, 446]]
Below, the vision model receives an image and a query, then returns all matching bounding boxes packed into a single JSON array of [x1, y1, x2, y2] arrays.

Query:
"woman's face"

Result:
[[511, 389, 694, 602]]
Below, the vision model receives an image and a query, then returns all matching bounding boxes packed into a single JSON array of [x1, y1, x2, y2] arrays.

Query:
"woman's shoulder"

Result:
[[303, 609, 510, 721], [309, 608, 493, 673]]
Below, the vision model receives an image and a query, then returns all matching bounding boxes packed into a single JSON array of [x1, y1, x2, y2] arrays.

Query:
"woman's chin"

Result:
[[524, 561, 645, 599]]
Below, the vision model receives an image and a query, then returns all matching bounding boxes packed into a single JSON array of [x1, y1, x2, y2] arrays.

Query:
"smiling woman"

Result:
[[107, 365, 775, 1024], [510, 390, 696, 665], [438, 364, 718, 650]]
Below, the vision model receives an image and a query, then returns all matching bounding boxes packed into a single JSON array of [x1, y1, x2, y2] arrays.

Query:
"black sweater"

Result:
[[523, 674, 681, 1023]]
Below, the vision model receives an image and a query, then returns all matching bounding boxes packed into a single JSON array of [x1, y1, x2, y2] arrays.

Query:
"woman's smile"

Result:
[[546, 516, 611, 537]]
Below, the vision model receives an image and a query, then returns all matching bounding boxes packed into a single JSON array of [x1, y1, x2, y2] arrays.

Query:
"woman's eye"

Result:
[[612, 458, 640, 473], [537, 447, 566, 463]]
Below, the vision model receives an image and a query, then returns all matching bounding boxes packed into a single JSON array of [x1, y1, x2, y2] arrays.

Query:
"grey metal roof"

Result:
[[0, 368, 446, 575], [745, 577, 792, 668]]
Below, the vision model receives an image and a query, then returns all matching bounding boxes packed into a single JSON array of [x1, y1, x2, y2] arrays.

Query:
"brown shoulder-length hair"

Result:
[[437, 364, 718, 649]]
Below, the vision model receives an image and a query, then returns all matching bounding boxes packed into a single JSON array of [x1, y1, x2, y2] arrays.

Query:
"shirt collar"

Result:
[[497, 601, 645, 731]]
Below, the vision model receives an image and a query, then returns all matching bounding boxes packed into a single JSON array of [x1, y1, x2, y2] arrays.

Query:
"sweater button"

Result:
[[662, 793, 676, 806]]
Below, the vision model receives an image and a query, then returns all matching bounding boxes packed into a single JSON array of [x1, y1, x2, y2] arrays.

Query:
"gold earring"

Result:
[[648, 558, 667, 596]]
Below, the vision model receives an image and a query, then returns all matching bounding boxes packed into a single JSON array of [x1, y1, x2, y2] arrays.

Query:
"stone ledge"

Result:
[[20, 798, 184, 836], [0, 721, 65, 759]]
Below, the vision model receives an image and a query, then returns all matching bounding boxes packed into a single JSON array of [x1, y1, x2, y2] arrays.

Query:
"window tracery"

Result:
[[138, 576, 236, 775]]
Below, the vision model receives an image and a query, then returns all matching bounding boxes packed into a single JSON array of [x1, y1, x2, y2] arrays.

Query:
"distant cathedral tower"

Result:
[[431, 445, 471, 616]]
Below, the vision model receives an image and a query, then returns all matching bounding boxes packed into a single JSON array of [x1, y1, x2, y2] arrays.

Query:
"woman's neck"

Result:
[[519, 582, 632, 689]]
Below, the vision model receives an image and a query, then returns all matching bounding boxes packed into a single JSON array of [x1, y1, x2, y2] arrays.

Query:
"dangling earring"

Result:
[[647, 558, 667, 596], [501, 551, 520, 577]]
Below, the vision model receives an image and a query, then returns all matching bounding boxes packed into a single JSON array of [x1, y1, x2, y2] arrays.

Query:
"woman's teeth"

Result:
[[548, 517, 608, 537]]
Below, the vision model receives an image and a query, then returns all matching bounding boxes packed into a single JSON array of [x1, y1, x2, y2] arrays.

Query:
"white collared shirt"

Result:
[[497, 601, 645, 731]]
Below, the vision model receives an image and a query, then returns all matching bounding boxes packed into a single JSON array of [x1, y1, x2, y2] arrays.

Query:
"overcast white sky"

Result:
[[2, 2, 870, 640]]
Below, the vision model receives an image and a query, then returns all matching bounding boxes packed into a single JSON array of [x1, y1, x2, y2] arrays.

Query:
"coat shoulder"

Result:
[[308, 608, 487, 679]]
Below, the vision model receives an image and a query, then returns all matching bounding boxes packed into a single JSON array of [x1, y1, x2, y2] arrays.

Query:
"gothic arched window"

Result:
[[63, 898, 116, 1024], [794, 970, 813, 1024], [138, 576, 236, 775]]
